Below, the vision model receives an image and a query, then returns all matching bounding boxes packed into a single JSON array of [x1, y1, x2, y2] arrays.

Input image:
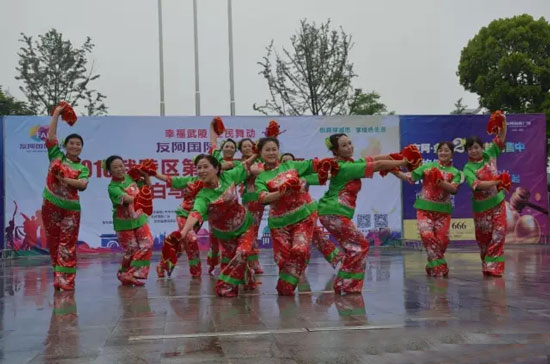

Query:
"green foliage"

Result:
[[254, 19, 355, 115], [458, 14, 550, 115], [0, 86, 33, 115], [16, 29, 107, 115], [349, 89, 390, 115]]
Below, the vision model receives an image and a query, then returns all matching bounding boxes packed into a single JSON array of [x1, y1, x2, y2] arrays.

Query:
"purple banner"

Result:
[[401, 114, 548, 243]]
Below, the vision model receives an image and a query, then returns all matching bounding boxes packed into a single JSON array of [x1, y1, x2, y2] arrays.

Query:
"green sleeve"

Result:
[[79, 166, 90, 181], [463, 165, 477, 189], [212, 148, 223, 163], [291, 160, 315, 177], [224, 163, 248, 184], [191, 194, 209, 221], [303, 173, 321, 186], [170, 176, 196, 189], [452, 170, 464, 185], [484, 141, 502, 159], [255, 173, 269, 194], [108, 184, 125, 206], [411, 163, 429, 182], [340, 159, 369, 180], [47, 143, 64, 162]]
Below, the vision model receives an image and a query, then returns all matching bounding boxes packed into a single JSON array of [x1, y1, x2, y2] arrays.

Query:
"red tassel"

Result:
[[212, 117, 226, 135], [496, 172, 511, 193], [487, 110, 505, 135], [128, 167, 142, 182], [265, 120, 281, 138], [316, 158, 338, 185], [402, 145, 423, 172], [139, 159, 158, 176], [134, 185, 153, 215], [52, 101, 78, 126], [424, 167, 443, 185], [280, 176, 302, 194]]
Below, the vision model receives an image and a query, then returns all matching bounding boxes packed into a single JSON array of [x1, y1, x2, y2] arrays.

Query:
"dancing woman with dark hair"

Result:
[[318, 133, 419, 294], [463, 111, 509, 276], [179, 153, 258, 297], [206, 118, 241, 272], [254, 137, 334, 296], [393, 141, 463, 277], [106, 156, 154, 286], [42, 103, 89, 290], [239, 137, 267, 274]]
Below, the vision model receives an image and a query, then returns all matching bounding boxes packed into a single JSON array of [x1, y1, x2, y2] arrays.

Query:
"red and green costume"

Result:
[[207, 148, 242, 272], [303, 173, 344, 269], [317, 157, 375, 294], [190, 163, 256, 297], [463, 138, 507, 276], [256, 160, 319, 296], [241, 159, 270, 274], [41, 138, 89, 290], [410, 161, 463, 277], [108, 175, 154, 285], [157, 176, 203, 278]]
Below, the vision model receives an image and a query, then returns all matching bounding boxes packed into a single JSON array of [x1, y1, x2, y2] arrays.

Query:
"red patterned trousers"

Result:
[[116, 223, 153, 285], [215, 225, 257, 297], [319, 215, 369, 295], [42, 199, 80, 290], [417, 209, 451, 277], [271, 213, 316, 296], [474, 201, 506, 276]]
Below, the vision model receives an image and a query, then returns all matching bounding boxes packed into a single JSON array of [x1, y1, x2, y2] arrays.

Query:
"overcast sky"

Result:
[[1, 0, 549, 116]]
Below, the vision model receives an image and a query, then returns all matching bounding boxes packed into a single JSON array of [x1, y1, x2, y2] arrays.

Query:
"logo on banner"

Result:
[[29, 125, 49, 142], [19, 125, 49, 151]]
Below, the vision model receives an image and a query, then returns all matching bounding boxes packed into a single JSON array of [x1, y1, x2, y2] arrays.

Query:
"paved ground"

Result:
[[1, 245, 550, 363]]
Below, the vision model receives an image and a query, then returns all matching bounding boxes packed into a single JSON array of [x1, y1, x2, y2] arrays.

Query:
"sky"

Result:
[[1, 0, 549, 116]]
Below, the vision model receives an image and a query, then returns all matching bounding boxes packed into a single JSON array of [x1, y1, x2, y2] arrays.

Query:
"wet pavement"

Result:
[[1, 245, 550, 364]]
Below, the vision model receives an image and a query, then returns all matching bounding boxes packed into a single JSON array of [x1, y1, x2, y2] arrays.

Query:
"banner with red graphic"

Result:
[[3, 115, 403, 254]]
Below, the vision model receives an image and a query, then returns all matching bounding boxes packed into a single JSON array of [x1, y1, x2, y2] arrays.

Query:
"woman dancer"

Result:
[[255, 137, 336, 295], [463, 111, 509, 276], [106, 156, 155, 286], [179, 154, 257, 297], [392, 141, 463, 277], [42, 103, 89, 290], [318, 134, 421, 294]]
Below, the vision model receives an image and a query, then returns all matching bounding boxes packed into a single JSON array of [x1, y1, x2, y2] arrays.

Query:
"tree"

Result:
[[16, 29, 107, 115], [254, 19, 355, 115], [457, 14, 550, 116], [450, 97, 481, 115], [450, 97, 468, 115], [349, 89, 391, 115], [0, 86, 33, 115]]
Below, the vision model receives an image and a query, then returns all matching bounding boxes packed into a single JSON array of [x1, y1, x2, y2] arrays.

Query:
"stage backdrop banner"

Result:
[[3, 115, 402, 254], [400, 114, 548, 244]]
